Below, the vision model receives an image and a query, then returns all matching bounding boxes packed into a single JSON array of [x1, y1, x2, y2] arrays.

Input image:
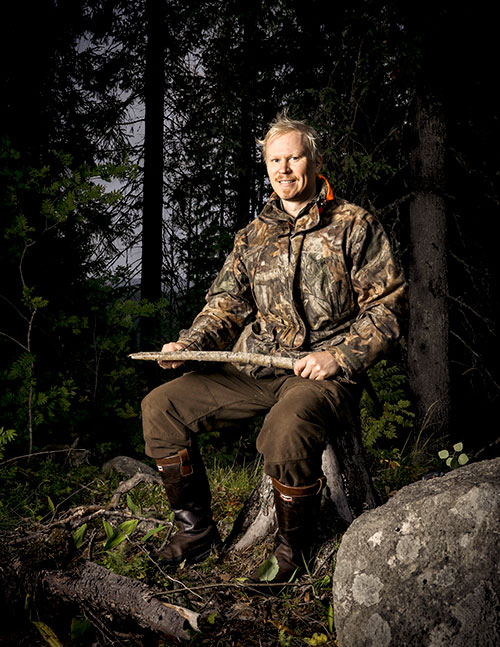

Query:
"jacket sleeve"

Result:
[[177, 236, 256, 351], [328, 211, 407, 378]]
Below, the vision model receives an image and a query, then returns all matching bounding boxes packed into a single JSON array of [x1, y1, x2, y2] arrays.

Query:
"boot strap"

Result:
[[156, 448, 193, 476], [272, 476, 326, 501]]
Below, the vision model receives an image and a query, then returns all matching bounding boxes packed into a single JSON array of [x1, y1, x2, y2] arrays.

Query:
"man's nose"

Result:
[[279, 159, 291, 173]]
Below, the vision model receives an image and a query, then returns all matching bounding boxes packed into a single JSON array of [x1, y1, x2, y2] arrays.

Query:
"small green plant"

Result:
[[361, 360, 415, 449], [304, 633, 329, 646], [99, 516, 151, 578], [101, 543, 148, 579], [73, 523, 88, 549], [0, 426, 17, 460], [257, 554, 279, 582], [278, 629, 293, 646], [31, 620, 64, 647], [438, 442, 469, 470], [102, 518, 139, 550], [70, 617, 92, 640]]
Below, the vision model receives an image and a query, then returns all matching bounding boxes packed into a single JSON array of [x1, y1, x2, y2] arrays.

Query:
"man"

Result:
[[142, 112, 407, 583]]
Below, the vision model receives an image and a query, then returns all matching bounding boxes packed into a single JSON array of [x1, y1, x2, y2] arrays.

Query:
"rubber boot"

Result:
[[250, 476, 325, 592], [156, 446, 222, 565]]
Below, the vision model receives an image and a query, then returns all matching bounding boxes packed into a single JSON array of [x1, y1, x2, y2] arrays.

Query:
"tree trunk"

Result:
[[140, 0, 165, 347], [408, 94, 450, 436]]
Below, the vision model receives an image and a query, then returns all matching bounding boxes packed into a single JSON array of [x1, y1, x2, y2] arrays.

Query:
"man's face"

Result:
[[265, 131, 321, 209]]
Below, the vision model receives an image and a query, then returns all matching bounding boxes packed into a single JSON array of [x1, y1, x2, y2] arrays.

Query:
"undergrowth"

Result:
[[0, 459, 118, 530], [1, 453, 340, 646], [360, 359, 439, 498]]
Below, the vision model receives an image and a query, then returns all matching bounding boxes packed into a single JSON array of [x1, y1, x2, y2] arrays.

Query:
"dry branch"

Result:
[[129, 350, 297, 370], [107, 471, 161, 509]]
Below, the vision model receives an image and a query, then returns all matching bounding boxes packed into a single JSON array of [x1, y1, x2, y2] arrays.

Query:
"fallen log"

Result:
[[44, 561, 201, 640], [0, 528, 206, 641]]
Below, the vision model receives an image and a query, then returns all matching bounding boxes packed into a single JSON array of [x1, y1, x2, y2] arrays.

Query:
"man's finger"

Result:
[[293, 356, 308, 376]]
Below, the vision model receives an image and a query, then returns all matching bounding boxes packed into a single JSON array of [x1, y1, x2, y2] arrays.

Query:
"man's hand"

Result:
[[158, 341, 188, 369], [293, 351, 340, 380]]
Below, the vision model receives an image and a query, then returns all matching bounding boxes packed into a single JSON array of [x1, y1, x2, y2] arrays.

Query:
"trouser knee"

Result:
[[141, 385, 192, 458], [256, 403, 327, 486]]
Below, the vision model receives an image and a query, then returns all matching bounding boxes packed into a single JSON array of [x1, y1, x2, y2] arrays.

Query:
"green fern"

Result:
[[0, 426, 17, 460], [361, 360, 415, 448]]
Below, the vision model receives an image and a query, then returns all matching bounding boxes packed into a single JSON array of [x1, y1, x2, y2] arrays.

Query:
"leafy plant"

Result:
[[257, 555, 279, 582], [357, 360, 434, 497], [0, 426, 16, 460], [70, 617, 92, 640], [304, 633, 329, 646], [100, 543, 148, 579], [361, 360, 415, 449], [0, 460, 108, 530], [0, 145, 137, 455], [31, 620, 64, 647], [73, 523, 88, 549], [438, 442, 469, 470], [102, 518, 139, 551]]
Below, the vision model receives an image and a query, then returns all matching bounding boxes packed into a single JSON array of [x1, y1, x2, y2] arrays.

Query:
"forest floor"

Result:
[[0, 454, 339, 647], [1, 551, 337, 646]]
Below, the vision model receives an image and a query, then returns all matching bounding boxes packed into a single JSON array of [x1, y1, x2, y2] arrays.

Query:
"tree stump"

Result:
[[225, 413, 377, 554]]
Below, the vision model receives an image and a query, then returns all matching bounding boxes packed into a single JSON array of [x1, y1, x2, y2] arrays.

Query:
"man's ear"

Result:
[[315, 155, 323, 172]]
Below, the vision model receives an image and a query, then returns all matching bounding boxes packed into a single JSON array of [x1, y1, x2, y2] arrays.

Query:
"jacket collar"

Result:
[[259, 176, 335, 232]]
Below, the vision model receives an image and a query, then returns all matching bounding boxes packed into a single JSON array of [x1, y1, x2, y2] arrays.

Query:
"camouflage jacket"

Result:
[[178, 177, 407, 378]]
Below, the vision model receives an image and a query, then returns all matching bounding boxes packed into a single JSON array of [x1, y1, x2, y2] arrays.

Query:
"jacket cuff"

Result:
[[327, 344, 359, 379], [176, 336, 203, 351]]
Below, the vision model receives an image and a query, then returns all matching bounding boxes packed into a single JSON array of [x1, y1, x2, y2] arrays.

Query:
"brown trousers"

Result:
[[141, 364, 361, 487]]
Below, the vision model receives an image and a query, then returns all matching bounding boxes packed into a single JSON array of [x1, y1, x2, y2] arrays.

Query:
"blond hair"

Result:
[[257, 110, 321, 161]]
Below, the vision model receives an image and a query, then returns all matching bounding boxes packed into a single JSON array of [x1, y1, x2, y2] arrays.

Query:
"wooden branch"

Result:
[[108, 471, 161, 509], [129, 350, 296, 370], [49, 505, 170, 532], [0, 448, 89, 468]]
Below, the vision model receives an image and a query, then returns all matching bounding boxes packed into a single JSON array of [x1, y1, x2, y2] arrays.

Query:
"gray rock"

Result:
[[332, 458, 500, 647], [102, 455, 159, 480]]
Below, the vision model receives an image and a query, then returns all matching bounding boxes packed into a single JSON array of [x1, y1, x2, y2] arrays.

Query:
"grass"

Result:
[[208, 455, 263, 535]]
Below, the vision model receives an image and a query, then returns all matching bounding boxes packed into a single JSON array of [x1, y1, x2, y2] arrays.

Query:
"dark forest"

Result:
[[1, 1, 498, 645]]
